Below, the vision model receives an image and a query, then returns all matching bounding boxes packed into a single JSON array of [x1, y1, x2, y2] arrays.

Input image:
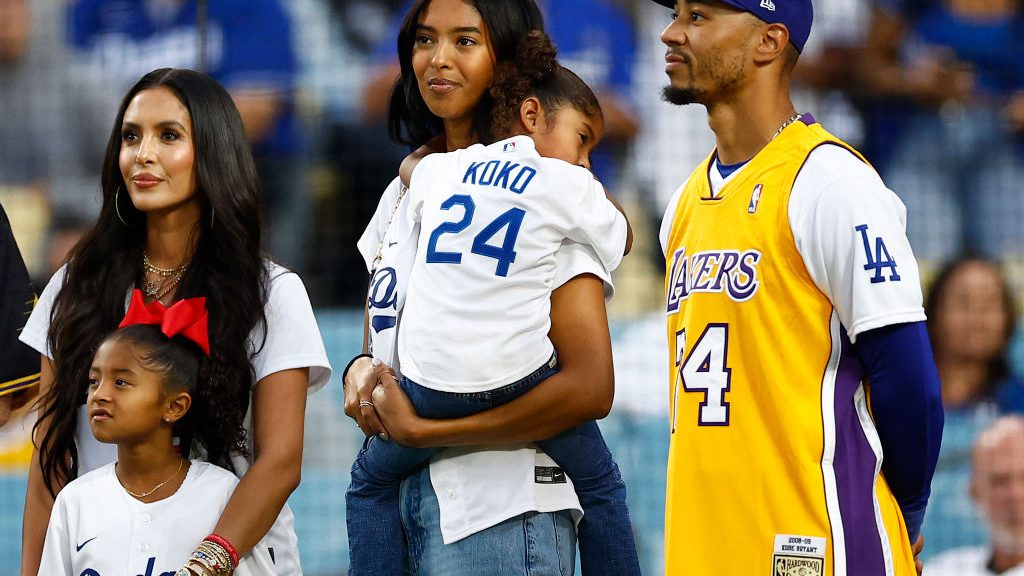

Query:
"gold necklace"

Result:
[[142, 253, 189, 301], [370, 184, 409, 276], [771, 112, 803, 141], [143, 252, 189, 276], [366, 183, 409, 356], [117, 458, 185, 499]]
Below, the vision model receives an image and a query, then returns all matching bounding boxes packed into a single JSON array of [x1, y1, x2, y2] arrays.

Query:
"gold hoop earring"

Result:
[[115, 188, 128, 226]]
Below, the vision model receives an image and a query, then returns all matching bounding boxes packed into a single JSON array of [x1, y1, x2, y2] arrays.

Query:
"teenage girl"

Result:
[[346, 30, 639, 575]]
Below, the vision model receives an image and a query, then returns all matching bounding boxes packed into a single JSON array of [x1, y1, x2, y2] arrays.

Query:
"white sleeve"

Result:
[[564, 171, 628, 273], [250, 266, 332, 391], [19, 265, 66, 358], [659, 184, 686, 257], [357, 177, 405, 271], [39, 492, 73, 575], [552, 240, 615, 301], [789, 145, 926, 342]]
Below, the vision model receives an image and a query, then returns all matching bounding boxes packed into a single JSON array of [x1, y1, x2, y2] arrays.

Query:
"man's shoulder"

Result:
[[800, 143, 879, 183]]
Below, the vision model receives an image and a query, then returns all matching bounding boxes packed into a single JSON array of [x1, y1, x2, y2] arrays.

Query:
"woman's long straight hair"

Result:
[[37, 68, 268, 494]]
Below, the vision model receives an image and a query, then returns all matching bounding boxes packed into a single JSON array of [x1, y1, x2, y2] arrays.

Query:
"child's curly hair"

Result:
[[484, 30, 602, 144], [104, 325, 249, 467]]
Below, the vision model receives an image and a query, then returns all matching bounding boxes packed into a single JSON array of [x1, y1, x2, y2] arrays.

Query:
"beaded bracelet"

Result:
[[198, 541, 233, 572], [205, 533, 241, 568]]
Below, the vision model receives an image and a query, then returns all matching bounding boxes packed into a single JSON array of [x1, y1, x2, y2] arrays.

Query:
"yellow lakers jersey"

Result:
[[662, 120, 916, 575]]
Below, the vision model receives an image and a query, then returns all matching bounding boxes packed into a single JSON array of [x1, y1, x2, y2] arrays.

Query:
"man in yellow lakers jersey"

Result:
[[651, 1, 945, 575]]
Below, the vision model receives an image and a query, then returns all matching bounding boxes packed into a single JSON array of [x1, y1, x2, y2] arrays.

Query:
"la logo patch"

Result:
[[856, 224, 901, 283]]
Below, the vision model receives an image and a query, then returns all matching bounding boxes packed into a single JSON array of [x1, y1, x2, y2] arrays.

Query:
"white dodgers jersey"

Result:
[[40, 461, 276, 576], [399, 135, 627, 392]]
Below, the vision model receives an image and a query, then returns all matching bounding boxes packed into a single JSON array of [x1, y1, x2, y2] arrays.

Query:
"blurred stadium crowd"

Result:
[[3, 0, 1024, 574]]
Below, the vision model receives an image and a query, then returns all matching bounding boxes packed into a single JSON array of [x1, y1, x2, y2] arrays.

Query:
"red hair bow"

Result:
[[119, 289, 211, 355]]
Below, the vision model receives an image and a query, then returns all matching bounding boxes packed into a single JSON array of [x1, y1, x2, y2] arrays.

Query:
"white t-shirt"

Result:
[[926, 546, 1024, 576], [20, 260, 332, 575], [39, 460, 276, 576], [659, 143, 925, 342], [358, 175, 612, 542], [399, 135, 627, 392]]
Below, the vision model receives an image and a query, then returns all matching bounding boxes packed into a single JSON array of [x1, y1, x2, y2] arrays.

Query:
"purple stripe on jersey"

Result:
[[832, 332, 886, 574], [801, 113, 817, 126]]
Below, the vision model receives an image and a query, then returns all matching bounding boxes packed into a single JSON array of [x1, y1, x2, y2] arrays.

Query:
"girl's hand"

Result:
[[343, 356, 388, 437], [371, 371, 428, 447], [399, 134, 447, 187]]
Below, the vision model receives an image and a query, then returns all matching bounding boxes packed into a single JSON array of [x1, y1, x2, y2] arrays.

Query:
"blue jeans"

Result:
[[401, 463, 577, 575], [346, 356, 641, 575]]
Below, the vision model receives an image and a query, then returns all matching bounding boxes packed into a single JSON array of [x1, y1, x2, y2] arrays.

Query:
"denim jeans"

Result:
[[401, 463, 577, 575], [345, 356, 641, 575]]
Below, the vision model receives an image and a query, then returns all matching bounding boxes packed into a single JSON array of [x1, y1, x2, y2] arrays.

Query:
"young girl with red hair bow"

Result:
[[39, 290, 274, 576]]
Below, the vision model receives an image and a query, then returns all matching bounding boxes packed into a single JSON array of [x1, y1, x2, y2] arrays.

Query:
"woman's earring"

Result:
[[209, 205, 215, 229], [115, 188, 128, 226]]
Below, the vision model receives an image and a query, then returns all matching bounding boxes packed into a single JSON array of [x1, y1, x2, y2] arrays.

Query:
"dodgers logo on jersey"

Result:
[[80, 556, 175, 576], [855, 224, 901, 284], [666, 247, 762, 312], [368, 267, 398, 333]]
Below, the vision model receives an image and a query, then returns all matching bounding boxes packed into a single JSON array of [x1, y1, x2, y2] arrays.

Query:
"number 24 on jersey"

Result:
[[672, 324, 733, 431]]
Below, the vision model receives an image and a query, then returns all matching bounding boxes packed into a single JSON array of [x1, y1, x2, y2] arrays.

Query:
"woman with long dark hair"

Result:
[[919, 257, 1024, 555], [19, 68, 331, 576], [343, 0, 639, 573]]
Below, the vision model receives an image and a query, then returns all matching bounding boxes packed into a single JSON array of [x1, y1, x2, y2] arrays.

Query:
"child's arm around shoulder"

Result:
[[600, 183, 633, 256], [399, 134, 447, 188]]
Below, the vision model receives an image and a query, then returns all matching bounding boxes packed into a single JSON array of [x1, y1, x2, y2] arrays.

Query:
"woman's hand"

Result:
[[343, 356, 388, 437], [371, 370, 430, 447]]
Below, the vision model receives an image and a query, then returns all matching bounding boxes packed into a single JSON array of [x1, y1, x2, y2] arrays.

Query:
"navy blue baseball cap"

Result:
[[651, 0, 813, 53]]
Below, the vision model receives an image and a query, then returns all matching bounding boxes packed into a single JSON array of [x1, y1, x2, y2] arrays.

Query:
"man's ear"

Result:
[[519, 97, 542, 134], [163, 391, 192, 424], [754, 23, 790, 65]]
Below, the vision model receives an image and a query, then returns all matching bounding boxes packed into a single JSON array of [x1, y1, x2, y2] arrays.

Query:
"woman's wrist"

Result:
[[342, 354, 374, 388]]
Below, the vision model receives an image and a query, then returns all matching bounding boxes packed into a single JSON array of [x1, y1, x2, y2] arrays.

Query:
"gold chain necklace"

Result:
[[142, 252, 189, 301], [117, 457, 185, 499], [143, 252, 189, 276], [366, 183, 409, 356], [771, 112, 803, 141], [370, 184, 409, 276]]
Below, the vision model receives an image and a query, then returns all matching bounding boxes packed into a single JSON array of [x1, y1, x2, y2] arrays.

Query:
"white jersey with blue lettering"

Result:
[[399, 135, 627, 392], [39, 460, 276, 576]]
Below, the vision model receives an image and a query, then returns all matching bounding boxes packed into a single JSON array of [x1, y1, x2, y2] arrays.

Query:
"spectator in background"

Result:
[[859, 0, 1024, 263], [928, 415, 1024, 575], [65, 0, 311, 273], [0, 204, 38, 427], [0, 0, 102, 275], [922, 258, 1024, 557], [305, 0, 412, 305]]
